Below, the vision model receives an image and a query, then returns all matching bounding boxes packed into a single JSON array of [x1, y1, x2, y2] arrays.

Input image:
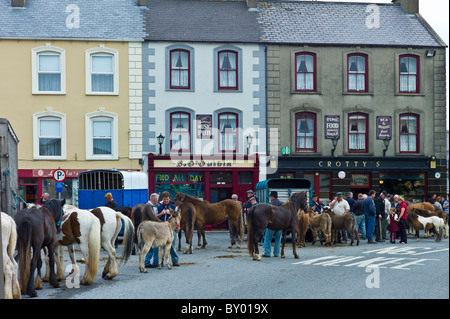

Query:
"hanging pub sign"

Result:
[[325, 115, 340, 139], [196, 114, 212, 139], [376, 116, 392, 140]]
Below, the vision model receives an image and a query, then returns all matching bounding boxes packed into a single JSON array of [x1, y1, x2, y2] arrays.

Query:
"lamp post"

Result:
[[382, 138, 390, 157], [157, 133, 165, 155], [246, 134, 253, 156], [331, 138, 338, 157]]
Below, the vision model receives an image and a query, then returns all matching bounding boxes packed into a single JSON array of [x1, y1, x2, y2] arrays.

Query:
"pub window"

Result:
[[218, 112, 238, 153], [218, 50, 238, 90], [347, 53, 368, 92], [170, 112, 191, 152], [170, 49, 190, 89], [295, 112, 316, 153], [348, 113, 368, 153], [399, 114, 419, 153], [295, 52, 316, 92], [399, 54, 419, 93]]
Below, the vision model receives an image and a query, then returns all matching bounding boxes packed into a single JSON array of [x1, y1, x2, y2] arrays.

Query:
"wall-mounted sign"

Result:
[[196, 114, 212, 139], [338, 171, 346, 179], [325, 115, 340, 139], [376, 116, 392, 140]]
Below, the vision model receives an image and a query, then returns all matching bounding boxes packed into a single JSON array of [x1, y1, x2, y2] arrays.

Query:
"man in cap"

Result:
[[262, 191, 283, 257], [329, 192, 350, 242]]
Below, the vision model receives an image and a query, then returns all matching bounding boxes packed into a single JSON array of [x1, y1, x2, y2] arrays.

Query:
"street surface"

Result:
[[30, 231, 448, 300]]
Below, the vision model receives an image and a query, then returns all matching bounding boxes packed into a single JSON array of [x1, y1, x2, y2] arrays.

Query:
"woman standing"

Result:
[[396, 196, 408, 244]]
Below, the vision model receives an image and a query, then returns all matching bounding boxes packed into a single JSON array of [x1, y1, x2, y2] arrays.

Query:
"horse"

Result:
[[407, 212, 444, 242], [308, 209, 332, 246], [323, 208, 360, 246], [89, 206, 135, 279], [14, 199, 65, 297], [177, 201, 197, 254], [173, 192, 244, 249], [410, 208, 449, 238], [1, 212, 21, 299], [137, 209, 181, 272], [296, 208, 310, 248], [407, 201, 435, 213], [247, 192, 308, 261], [55, 204, 101, 285]]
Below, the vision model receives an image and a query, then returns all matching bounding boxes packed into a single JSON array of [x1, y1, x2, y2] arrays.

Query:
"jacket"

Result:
[[363, 196, 376, 217]]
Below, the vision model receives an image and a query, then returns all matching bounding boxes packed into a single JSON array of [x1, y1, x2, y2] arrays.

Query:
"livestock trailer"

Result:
[[255, 178, 313, 207], [78, 169, 148, 209]]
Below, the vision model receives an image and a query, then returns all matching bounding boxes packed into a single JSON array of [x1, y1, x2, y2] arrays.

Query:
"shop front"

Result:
[[147, 153, 260, 204], [271, 156, 440, 204]]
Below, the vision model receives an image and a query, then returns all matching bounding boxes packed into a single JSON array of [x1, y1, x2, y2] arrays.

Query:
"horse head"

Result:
[[290, 192, 308, 212], [173, 192, 185, 205], [42, 198, 66, 228]]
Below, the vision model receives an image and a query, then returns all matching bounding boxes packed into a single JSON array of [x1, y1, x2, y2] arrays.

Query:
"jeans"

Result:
[[365, 215, 376, 241], [263, 229, 282, 256], [145, 230, 179, 266], [355, 214, 366, 238]]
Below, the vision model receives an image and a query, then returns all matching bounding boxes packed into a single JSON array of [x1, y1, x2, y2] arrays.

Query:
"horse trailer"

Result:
[[78, 169, 148, 209], [255, 178, 313, 207]]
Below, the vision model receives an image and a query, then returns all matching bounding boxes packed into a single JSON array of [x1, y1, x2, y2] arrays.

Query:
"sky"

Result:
[[325, 0, 449, 129]]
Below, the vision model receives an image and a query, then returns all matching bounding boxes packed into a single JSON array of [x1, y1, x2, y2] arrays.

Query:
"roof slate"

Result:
[[0, 0, 146, 41], [257, 1, 444, 47], [144, 0, 261, 43]]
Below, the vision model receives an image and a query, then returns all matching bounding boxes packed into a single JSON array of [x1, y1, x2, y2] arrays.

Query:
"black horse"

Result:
[[247, 192, 308, 261], [15, 199, 65, 297]]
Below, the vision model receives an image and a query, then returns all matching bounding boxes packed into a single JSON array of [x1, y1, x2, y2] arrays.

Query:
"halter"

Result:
[[55, 206, 63, 227], [181, 194, 186, 202]]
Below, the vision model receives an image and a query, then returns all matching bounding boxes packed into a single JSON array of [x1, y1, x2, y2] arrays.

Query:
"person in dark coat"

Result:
[[262, 191, 283, 257], [104, 192, 119, 211], [364, 190, 377, 244], [374, 191, 386, 242]]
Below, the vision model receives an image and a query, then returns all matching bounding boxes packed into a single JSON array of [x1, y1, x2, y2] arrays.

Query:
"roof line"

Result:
[[0, 37, 145, 42], [414, 13, 448, 48]]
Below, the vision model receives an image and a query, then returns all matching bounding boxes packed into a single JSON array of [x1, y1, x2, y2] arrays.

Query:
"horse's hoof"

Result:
[[139, 268, 147, 273], [281, 255, 285, 258]]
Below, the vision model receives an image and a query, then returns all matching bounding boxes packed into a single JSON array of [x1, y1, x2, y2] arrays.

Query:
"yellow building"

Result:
[[0, 0, 146, 206]]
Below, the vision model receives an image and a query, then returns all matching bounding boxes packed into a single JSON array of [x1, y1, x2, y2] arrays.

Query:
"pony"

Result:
[[130, 203, 161, 255], [177, 201, 197, 254], [90, 206, 135, 280], [308, 209, 332, 246], [296, 208, 310, 248], [55, 204, 101, 285], [323, 208, 360, 246], [14, 198, 65, 297], [408, 201, 435, 213], [137, 209, 181, 272], [410, 208, 449, 238], [247, 192, 308, 261], [1, 212, 21, 299], [173, 192, 244, 249], [407, 212, 444, 242]]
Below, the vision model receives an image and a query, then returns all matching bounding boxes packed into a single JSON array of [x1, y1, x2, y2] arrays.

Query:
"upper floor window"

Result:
[[32, 45, 66, 94], [86, 47, 119, 95], [170, 112, 191, 152], [33, 110, 66, 160], [295, 112, 316, 153], [348, 54, 368, 92], [295, 52, 316, 92], [85, 111, 118, 160], [348, 113, 368, 153], [399, 114, 419, 153], [218, 112, 238, 153], [399, 55, 419, 93], [170, 49, 190, 89], [218, 50, 238, 90]]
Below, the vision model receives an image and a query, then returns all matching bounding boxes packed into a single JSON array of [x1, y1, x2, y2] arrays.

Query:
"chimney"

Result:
[[11, 0, 26, 7], [246, 0, 258, 10], [137, 0, 148, 6], [392, 0, 419, 14]]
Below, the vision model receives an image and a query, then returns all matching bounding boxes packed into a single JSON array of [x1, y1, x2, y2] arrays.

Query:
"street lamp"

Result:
[[382, 138, 390, 157], [157, 133, 165, 155], [246, 134, 253, 155], [331, 138, 338, 157]]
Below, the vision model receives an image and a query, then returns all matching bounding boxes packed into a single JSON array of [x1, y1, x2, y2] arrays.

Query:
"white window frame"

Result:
[[32, 45, 66, 95], [85, 110, 118, 160], [85, 47, 119, 95], [33, 110, 66, 160]]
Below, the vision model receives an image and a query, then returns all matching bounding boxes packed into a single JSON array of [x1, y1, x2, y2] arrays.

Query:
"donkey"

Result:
[[296, 208, 310, 248], [308, 209, 332, 246], [323, 208, 360, 246], [137, 209, 181, 272]]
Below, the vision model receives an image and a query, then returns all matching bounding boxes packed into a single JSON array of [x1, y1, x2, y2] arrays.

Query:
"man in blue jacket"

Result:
[[364, 190, 377, 244]]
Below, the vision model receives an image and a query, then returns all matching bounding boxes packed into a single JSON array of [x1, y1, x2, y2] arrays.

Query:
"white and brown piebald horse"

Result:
[[89, 206, 135, 280], [55, 205, 102, 285], [1, 212, 21, 299]]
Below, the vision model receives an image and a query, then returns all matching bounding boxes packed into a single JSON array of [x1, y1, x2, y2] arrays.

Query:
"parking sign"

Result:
[[53, 169, 67, 182]]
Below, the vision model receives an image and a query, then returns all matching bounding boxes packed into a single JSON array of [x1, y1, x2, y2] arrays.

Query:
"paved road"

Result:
[[30, 231, 449, 300]]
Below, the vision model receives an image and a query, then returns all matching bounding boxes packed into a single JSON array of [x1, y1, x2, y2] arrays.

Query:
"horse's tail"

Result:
[[137, 224, 145, 252], [238, 205, 244, 240], [246, 206, 255, 257], [86, 215, 101, 283], [435, 219, 444, 242], [7, 216, 18, 260], [185, 205, 194, 243], [17, 216, 32, 294], [116, 212, 135, 264]]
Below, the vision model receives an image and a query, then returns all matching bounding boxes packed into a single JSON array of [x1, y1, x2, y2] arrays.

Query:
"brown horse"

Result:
[[173, 192, 244, 249], [14, 199, 65, 297], [247, 192, 308, 261], [410, 208, 449, 238], [408, 202, 435, 213], [323, 208, 360, 246], [296, 208, 310, 248], [177, 201, 197, 254], [308, 209, 332, 246]]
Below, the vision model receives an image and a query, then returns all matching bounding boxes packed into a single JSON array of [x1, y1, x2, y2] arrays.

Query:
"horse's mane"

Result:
[[42, 199, 60, 213], [180, 193, 212, 209]]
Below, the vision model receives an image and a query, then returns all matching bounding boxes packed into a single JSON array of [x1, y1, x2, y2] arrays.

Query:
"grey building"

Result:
[[257, 0, 447, 202]]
